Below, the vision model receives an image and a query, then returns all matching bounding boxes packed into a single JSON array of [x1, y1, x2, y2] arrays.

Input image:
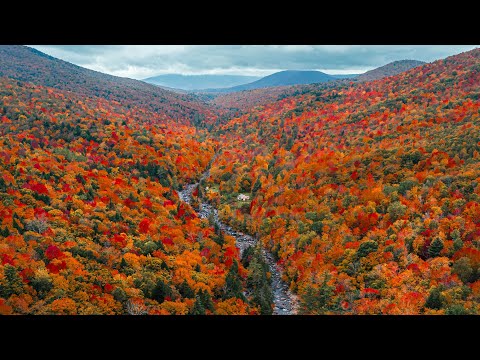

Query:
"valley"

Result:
[[0, 45, 479, 315], [178, 161, 298, 314]]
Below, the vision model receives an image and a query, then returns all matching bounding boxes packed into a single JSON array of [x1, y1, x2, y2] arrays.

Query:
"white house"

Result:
[[237, 194, 250, 201]]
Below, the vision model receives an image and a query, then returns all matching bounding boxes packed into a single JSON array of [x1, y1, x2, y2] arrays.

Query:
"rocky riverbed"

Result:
[[178, 173, 298, 315]]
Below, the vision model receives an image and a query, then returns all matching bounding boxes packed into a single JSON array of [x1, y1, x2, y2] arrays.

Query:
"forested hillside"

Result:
[[0, 46, 215, 123], [356, 60, 425, 82], [204, 48, 480, 314], [1, 46, 479, 315], [0, 78, 254, 314]]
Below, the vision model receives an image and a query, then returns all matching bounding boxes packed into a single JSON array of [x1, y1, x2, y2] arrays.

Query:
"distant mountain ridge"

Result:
[[0, 46, 428, 122], [205, 70, 338, 93], [143, 74, 261, 90], [357, 60, 426, 82], [0, 45, 214, 122], [209, 60, 428, 111]]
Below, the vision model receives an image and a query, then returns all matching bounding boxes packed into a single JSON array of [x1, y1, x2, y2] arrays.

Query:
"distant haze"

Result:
[[29, 45, 478, 80], [144, 74, 261, 90]]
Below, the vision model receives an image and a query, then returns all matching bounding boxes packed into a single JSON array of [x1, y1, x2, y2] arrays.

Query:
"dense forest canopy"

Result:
[[0, 46, 479, 314]]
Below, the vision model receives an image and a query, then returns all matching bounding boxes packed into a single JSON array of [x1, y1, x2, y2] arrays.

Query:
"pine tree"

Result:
[[214, 231, 225, 247], [246, 246, 273, 314], [190, 295, 206, 315], [13, 218, 24, 235], [0, 177, 6, 192], [86, 187, 95, 201], [198, 289, 214, 312], [252, 177, 262, 194], [92, 222, 99, 235], [452, 230, 463, 252], [151, 279, 172, 303], [223, 260, 245, 300], [1, 264, 24, 298], [112, 287, 128, 303], [178, 279, 195, 299], [424, 286, 445, 310], [253, 282, 273, 315], [453, 238, 463, 252], [1, 226, 10, 237], [30, 274, 53, 299], [428, 238, 444, 258]]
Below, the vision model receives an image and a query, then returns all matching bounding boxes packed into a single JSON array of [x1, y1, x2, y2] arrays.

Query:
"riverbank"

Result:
[[178, 166, 298, 315]]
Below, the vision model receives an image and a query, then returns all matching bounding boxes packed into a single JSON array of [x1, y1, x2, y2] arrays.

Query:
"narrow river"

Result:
[[178, 164, 298, 315]]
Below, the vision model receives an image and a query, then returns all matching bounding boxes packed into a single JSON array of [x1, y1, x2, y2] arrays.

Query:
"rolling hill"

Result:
[[0, 45, 214, 123], [357, 59, 426, 82], [143, 74, 261, 91]]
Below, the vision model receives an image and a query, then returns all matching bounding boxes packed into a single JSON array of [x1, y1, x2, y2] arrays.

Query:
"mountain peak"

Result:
[[209, 70, 336, 93]]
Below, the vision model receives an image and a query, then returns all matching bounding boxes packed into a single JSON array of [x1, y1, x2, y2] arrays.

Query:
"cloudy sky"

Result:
[[30, 45, 478, 79]]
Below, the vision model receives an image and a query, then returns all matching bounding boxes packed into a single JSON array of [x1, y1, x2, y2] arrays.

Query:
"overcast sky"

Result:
[[30, 45, 478, 79]]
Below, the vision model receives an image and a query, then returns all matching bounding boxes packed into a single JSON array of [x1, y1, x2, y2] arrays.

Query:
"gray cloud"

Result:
[[29, 45, 478, 79]]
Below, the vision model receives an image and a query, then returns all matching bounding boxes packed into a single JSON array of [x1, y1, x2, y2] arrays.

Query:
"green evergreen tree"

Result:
[[453, 238, 463, 252], [214, 230, 225, 247], [252, 177, 262, 194], [241, 246, 255, 268], [246, 246, 273, 314], [1, 226, 10, 237], [198, 289, 214, 312], [428, 238, 444, 258], [190, 295, 206, 315], [178, 279, 195, 299], [356, 240, 378, 259], [112, 287, 128, 303], [424, 286, 445, 310], [446, 304, 470, 315], [1, 264, 24, 298], [452, 257, 473, 283], [0, 177, 6, 192], [13, 218, 24, 234], [119, 258, 134, 275], [86, 187, 95, 201], [452, 229, 463, 252], [151, 279, 172, 303], [223, 260, 245, 300], [30, 274, 53, 299]]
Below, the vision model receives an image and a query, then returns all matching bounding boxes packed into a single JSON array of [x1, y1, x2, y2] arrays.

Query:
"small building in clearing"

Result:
[[237, 194, 250, 201]]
